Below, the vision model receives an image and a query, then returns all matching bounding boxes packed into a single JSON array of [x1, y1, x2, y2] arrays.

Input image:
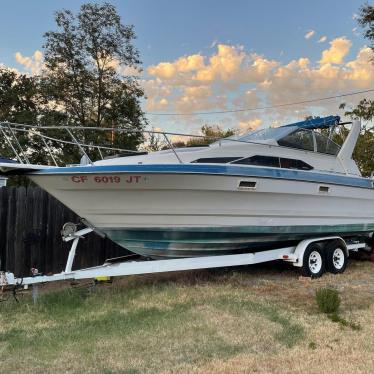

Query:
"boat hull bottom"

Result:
[[102, 225, 374, 259]]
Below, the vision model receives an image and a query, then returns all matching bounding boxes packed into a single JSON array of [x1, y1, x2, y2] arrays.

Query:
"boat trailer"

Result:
[[0, 224, 368, 297]]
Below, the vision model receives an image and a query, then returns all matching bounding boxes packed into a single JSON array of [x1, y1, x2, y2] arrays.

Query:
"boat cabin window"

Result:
[[231, 155, 313, 170], [191, 157, 241, 164], [233, 155, 280, 167], [277, 129, 314, 152], [279, 158, 313, 170], [314, 132, 340, 155]]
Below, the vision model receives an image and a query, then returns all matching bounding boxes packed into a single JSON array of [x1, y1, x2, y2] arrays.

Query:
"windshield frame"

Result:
[[216, 126, 341, 155], [235, 126, 297, 142]]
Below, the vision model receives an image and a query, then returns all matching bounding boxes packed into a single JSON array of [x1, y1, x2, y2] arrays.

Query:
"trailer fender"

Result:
[[292, 236, 347, 268]]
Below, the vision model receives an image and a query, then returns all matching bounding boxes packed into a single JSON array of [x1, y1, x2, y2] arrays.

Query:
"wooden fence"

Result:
[[0, 187, 129, 277]]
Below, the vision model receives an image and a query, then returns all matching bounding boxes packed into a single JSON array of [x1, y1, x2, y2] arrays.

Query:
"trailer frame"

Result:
[[0, 224, 368, 292]]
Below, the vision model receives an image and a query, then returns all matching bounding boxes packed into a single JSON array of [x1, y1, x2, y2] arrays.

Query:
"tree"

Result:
[[336, 3, 374, 176], [144, 129, 167, 152], [0, 68, 40, 125], [358, 3, 374, 54], [185, 125, 237, 147], [344, 4, 374, 124], [339, 102, 374, 176], [340, 99, 374, 122], [42, 2, 147, 162], [0, 68, 44, 185], [0, 68, 41, 161]]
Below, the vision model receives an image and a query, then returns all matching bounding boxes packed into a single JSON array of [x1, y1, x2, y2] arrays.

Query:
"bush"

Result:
[[315, 288, 341, 314]]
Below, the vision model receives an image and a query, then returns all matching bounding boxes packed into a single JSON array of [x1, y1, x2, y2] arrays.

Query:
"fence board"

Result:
[[0, 187, 128, 277]]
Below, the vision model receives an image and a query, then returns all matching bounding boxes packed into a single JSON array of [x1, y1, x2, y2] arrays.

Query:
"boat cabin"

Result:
[[95, 116, 361, 177]]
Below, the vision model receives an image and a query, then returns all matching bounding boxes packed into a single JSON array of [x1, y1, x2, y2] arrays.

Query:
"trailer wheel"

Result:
[[301, 244, 325, 278], [326, 241, 347, 274]]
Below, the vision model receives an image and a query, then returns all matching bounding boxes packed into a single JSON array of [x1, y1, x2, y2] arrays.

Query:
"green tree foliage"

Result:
[[144, 129, 167, 152], [185, 125, 237, 147], [337, 4, 374, 176], [0, 68, 44, 185], [41, 2, 147, 163], [358, 3, 374, 53], [0, 68, 40, 125], [0, 3, 147, 169], [334, 129, 374, 177], [0, 68, 41, 161], [347, 3, 374, 120], [340, 99, 374, 121]]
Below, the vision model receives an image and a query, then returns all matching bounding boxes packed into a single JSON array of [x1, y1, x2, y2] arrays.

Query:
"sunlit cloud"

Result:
[[14, 50, 44, 75], [238, 118, 262, 133], [319, 37, 351, 64], [317, 36, 327, 43], [7, 36, 374, 134], [143, 37, 374, 131], [305, 30, 315, 40], [210, 39, 218, 48], [352, 27, 360, 37]]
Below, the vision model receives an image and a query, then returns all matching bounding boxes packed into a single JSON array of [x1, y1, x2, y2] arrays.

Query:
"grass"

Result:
[[315, 287, 361, 330], [0, 261, 374, 373], [316, 287, 341, 314]]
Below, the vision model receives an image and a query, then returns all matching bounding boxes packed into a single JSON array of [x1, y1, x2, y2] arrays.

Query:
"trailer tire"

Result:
[[326, 241, 347, 274], [301, 244, 325, 278]]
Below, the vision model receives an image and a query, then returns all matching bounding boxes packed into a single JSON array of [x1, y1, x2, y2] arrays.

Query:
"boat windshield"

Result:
[[236, 126, 295, 142], [223, 125, 341, 155]]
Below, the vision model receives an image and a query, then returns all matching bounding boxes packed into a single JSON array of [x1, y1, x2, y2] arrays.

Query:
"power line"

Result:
[[145, 88, 374, 116]]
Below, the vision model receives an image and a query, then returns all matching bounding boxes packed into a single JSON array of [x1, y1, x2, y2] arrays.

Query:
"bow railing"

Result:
[[0, 121, 223, 166]]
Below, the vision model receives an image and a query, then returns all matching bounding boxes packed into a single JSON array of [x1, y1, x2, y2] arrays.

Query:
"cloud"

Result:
[[352, 27, 360, 37], [238, 118, 262, 133], [233, 89, 258, 106], [14, 50, 44, 75], [305, 30, 315, 40], [194, 44, 245, 82], [11, 37, 374, 137], [0, 63, 19, 74], [210, 39, 218, 48], [145, 97, 169, 111], [319, 37, 352, 64], [141, 37, 374, 133], [317, 36, 327, 43], [148, 54, 205, 81], [13, 50, 143, 79], [174, 86, 227, 113]]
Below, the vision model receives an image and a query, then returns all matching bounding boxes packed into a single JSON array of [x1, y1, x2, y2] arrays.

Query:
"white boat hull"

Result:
[[29, 167, 374, 258]]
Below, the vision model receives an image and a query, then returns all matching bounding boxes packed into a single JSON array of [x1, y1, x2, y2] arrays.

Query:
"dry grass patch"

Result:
[[0, 260, 373, 373]]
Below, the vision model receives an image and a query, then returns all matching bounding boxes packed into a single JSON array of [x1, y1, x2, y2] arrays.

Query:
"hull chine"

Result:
[[102, 225, 374, 259]]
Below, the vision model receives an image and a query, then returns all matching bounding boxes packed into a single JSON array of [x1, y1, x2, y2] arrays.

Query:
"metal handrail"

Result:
[[9, 127, 142, 153], [0, 121, 227, 166], [0, 121, 273, 148], [0, 120, 349, 167], [1, 122, 216, 140], [6, 123, 30, 164], [65, 128, 93, 165], [0, 126, 147, 166]]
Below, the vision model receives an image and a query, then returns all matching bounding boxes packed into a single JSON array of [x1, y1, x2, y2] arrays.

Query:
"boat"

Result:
[[0, 115, 373, 259]]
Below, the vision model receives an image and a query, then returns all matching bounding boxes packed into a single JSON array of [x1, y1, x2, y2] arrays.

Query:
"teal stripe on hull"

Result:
[[102, 224, 374, 259]]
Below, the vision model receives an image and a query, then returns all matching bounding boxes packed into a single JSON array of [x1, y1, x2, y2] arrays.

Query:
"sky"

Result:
[[0, 0, 373, 135]]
